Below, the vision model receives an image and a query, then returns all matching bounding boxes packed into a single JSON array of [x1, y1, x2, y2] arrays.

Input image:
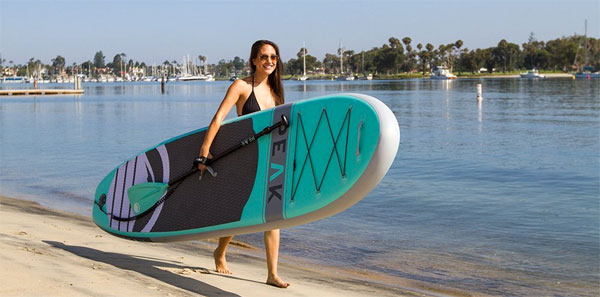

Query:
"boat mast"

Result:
[[303, 41, 306, 77], [339, 40, 343, 75], [183, 56, 187, 76], [584, 19, 588, 68], [362, 51, 364, 74]]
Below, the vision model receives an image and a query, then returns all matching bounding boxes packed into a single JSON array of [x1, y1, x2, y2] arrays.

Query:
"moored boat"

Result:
[[520, 69, 546, 79], [0, 76, 27, 83], [430, 66, 457, 79], [573, 20, 600, 79]]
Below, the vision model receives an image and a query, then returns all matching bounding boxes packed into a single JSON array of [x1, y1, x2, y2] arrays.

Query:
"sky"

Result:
[[1, 0, 598, 66]]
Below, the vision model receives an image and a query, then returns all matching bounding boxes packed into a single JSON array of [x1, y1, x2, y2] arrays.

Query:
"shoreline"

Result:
[[0, 195, 476, 297], [0, 72, 577, 87]]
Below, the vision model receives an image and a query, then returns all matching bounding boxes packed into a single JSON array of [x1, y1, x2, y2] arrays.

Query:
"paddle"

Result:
[[111, 114, 290, 221]]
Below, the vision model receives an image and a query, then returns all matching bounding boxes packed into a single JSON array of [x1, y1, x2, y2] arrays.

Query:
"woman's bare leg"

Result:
[[264, 229, 290, 288], [214, 236, 233, 274]]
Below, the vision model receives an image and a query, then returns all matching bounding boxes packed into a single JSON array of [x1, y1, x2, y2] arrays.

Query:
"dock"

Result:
[[0, 89, 84, 96]]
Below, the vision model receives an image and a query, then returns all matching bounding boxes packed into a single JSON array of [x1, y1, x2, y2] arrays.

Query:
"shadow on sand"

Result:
[[43, 240, 251, 296]]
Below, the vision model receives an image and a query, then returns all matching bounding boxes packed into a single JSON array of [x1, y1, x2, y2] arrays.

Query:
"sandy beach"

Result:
[[0, 195, 478, 297]]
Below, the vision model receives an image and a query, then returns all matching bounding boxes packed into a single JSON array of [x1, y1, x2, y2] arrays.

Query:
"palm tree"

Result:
[[426, 43, 434, 71], [172, 60, 178, 76], [198, 55, 207, 73], [402, 37, 412, 48], [402, 37, 414, 73], [452, 40, 464, 73], [120, 53, 127, 76], [389, 37, 401, 49], [455, 40, 464, 50], [51, 55, 66, 78]]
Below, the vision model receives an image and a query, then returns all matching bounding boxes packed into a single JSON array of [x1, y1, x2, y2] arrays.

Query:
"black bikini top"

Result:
[[241, 75, 261, 116]]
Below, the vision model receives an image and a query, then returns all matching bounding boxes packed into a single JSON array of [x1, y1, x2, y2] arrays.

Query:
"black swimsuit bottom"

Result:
[[241, 75, 261, 116]]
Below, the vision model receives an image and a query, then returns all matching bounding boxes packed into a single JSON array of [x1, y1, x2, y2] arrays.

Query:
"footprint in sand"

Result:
[[20, 246, 43, 255], [176, 268, 210, 275]]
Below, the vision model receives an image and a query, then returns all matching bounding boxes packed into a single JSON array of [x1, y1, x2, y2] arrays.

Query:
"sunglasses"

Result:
[[259, 54, 278, 62]]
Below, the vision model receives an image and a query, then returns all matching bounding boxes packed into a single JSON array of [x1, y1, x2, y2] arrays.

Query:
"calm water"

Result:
[[1, 79, 598, 296]]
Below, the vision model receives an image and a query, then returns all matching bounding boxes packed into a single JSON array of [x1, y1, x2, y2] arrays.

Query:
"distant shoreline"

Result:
[[0, 72, 577, 85], [282, 72, 575, 81]]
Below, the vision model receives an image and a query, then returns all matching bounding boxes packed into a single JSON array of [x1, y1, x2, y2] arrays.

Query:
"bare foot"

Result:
[[213, 249, 231, 274], [266, 274, 290, 288]]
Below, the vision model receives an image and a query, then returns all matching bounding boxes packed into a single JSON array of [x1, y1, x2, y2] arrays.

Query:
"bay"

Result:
[[1, 78, 598, 296]]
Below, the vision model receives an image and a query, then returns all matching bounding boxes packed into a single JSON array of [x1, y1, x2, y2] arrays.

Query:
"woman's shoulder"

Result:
[[229, 77, 251, 90], [225, 77, 252, 101], [231, 76, 253, 87]]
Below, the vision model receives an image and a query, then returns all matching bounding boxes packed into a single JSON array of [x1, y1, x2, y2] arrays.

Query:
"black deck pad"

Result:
[[133, 118, 258, 232]]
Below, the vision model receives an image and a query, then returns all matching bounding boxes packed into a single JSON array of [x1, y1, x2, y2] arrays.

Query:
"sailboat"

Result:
[[177, 55, 214, 81], [357, 51, 373, 80], [573, 20, 600, 79], [299, 41, 308, 81], [336, 41, 355, 81]]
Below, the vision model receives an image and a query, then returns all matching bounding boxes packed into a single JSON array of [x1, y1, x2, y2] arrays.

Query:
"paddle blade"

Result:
[[127, 182, 169, 215]]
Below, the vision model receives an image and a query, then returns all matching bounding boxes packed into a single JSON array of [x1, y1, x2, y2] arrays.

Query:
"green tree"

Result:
[[27, 58, 43, 78], [322, 53, 339, 74], [387, 37, 405, 73], [546, 36, 579, 71], [93, 51, 105, 68], [81, 61, 93, 76], [417, 43, 428, 74], [112, 54, 122, 75], [478, 48, 495, 73], [51, 55, 66, 76], [389, 37, 401, 49], [306, 55, 320, 73], [287, 46, 309, 75], [401, 37, 416, 72], [111, 53, 127, 76], [374, 44, 397, 74], [523, 33, 538, 69], [232, 56, 245, 71], [285, 58, 299, 75], [198, 55, 207, 74], [451, 40, 464, 72], [493, 39, 520, 72], [425, 43, 435, 71], [120, 53, 127, 75], [217, 59, 235, 77]]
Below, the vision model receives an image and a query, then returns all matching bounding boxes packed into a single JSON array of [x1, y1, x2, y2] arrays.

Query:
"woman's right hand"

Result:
[[197, 153, 213, 171]]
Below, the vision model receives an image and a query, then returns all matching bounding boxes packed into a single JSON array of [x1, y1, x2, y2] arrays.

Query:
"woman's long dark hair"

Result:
[[250, 40, 285, 105]]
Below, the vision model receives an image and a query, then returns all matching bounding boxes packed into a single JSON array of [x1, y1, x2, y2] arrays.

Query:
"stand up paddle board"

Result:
[[93, 93, 399, 242]]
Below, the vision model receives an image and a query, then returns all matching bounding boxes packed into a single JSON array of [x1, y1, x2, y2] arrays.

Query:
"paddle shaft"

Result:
[[167, 114, 289, 186]]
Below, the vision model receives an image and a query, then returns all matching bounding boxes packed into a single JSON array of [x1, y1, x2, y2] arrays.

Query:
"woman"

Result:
[[197, 40, 289, 288]]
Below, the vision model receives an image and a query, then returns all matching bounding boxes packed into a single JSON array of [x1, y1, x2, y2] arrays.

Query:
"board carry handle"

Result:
[[96, 114, 290, 222], [356, 120, 363, 156]]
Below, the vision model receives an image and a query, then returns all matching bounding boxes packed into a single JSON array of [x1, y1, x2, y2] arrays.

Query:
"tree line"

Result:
[[1, 33, 598, 79], [285, 33, 599, 76]]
